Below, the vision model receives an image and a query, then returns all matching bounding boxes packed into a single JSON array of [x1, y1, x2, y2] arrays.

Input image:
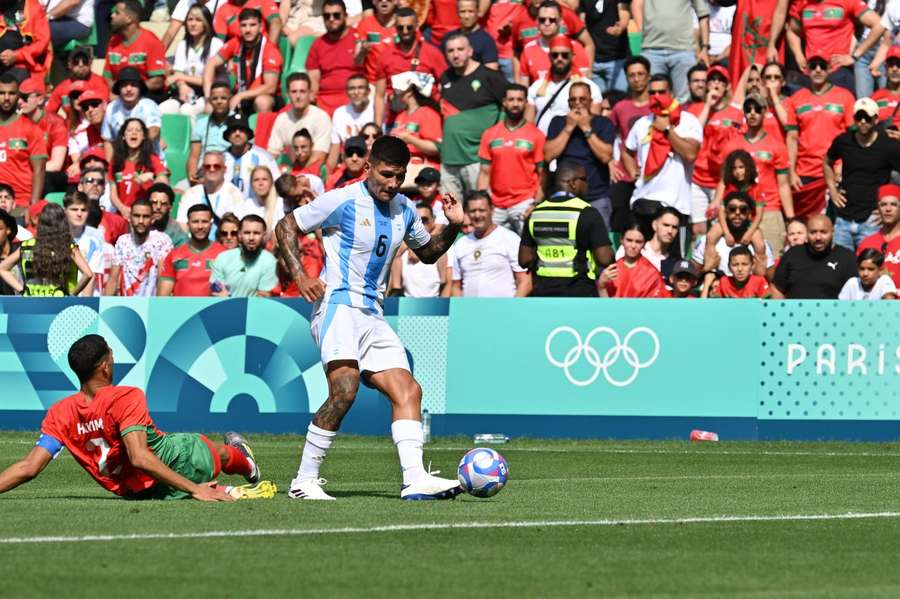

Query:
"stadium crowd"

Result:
[[0, 0, 898, 300]]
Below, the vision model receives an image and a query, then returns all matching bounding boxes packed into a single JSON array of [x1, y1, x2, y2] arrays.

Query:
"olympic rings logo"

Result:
[[545, 326, 660, 387]]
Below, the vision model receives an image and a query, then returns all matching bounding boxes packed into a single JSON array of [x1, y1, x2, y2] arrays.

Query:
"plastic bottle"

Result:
[[690, 429, 719, 442], [473, 433, 509, 444], [422, 409, 431, 443]]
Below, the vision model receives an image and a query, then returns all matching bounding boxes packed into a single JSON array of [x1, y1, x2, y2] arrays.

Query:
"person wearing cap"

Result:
[[66, 88, 108, 182], [783, 52, 855, 219], [46, 48, 111, 116], [265, 73, 331, 164], [509, 0, 594, 68], [18, 78, 68, 193], [223, 114, 279, 196], [515, 4, 590, 86], [203, 7, 283, 116], [411, 166, 448, 224], [525, 35, 602, 134], [717, 90, 793, 254], [438, 32, 508, 201], [0, 74, 47, 211], [786, 0, 884, 94], [177, 151, 248, 227], [664, 259, 700, 298], [685, 64, 743, 238], [325, 136, 368, 191], [871, 45, 900, 134], [519, 160, 613, 297], [477, 83, 545, 235], [328, 75, 374, 170], [101, 67, 162, 159], [306, 0, 365, 117], [857, 183, 900, 286], [824, 96, 900, 251], [704, 244, 771, 298], [639, 0, 710, 102], [103, 0, 167, 98], [77, 165, 127, 245]]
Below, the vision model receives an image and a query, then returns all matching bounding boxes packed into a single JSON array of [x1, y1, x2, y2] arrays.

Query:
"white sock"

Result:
[[392, 419, 426, 485], [292, 423, 336, 485]]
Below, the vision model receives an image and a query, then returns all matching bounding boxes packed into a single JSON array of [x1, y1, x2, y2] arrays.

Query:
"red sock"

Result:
[[222, 445, 252, 476]]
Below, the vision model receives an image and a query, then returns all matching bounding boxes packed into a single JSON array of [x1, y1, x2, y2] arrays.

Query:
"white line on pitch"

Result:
[[3, 512, 900, 545]]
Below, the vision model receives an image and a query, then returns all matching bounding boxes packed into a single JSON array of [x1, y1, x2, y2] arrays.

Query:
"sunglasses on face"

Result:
[[421, 217, 432, 224], [323, 11, 343, 19], [538, 16, 558, 23], [396, 24, 415, 31], [81, 177, 104, 185], [550, 51, 571, 59], [854, 111, 874, 122], [808, 60, 829, 71], [347, 149, 367, 157], [888, 60, 900, 69], [220, 230, 238, 237], [726, 204, 749, 214], [568, 96, 589, 104], [81, 100, 102, 109], [203, 163, 224, 171], [743, 103, 763, 114]]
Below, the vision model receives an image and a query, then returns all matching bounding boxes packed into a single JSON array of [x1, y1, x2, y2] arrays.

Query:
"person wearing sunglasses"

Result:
[[325, 136, 369, 190], [46, 47, 111, 116], [871, 46, 900, 139], [783, 52, 855, 219], [856, 183, 900, 287], [176, 151, 248, 230], [77, 165, 128, 246], [509, 0, 594, 69], [307, 0, 366, 117], [824, 97, 900, 251], [515, 1, 590, 86], [692, 191, 775, 279]]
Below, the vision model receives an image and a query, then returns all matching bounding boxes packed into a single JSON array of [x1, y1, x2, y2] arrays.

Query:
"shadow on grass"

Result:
[[329, 490, 398, 499]]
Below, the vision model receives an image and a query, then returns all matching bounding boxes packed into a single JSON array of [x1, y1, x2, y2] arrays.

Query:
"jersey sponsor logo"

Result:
[[173, 258, 189, 271], [76, 418, 104, 435], [545, 326, 661, 387], [404, 122, 420, 132], [519, 26, 539, 39]]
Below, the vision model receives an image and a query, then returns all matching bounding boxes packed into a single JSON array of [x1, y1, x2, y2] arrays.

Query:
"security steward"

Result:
[[518, 161, 614, 296]]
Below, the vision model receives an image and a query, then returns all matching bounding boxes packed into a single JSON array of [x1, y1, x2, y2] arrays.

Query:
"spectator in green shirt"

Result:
[[210, 214, 278, 297]]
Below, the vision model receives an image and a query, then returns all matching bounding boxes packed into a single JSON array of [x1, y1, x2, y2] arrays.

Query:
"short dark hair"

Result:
[[654, 206, 682, 222], [241, 213, 267, 231], [723, 190, 753, 209], [147, 183, 175, 205], [0, 73, 18, 87], [293, 128, 313, 142], [118, 0, 143, 20], [537, 0, 561, 13], [369, 135, 410, 167], [443, 31, 469, 48], [858, 248, 885, 267], [347, 73, 368, 85], [187, 203, 213, 217], [624, 55, 650, 75], [416, 201, 434, 216], [0, 182, 14, 197], [275, 173, 298, 197], [322, 0, 346, 11], [286, 72, 311, 88], [395, 6, 416, 19], [238, 7, 263, 21], [649, 73, 672, 89], [687, 63, 708, 80], [210, 81, 231, 94], [728, 245, 753, 264], [464, 190, 492, 210], [63, 191, 89, 208], [505, 83, 528, 97], [131, 198, 152, 212], [554, 160, 585, 186], [68, 334, 109, 384]]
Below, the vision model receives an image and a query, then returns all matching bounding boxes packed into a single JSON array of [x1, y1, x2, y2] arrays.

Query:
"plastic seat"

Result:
[[289, 35, 317, 74], [162, 114, 192, 155], [62, 22, 98, 53], [166, 149, 189, 187], [45, 192, 66, 206]]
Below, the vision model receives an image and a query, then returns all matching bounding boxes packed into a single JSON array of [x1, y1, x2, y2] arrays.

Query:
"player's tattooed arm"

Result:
[[275, 213, 326, 302], [412, 223, 462, 265]]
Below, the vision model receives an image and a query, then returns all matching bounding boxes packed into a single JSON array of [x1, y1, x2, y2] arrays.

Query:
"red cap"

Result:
[[806, 51, 828, 63], [19, 77, 45, 95], [548, 35, 573, 51], [79, 146, 108, 166], [28, 200, 48, 221], [888, 46, 900, 61], [707, 64, 730, 83], [78, 86, 109, 104], [878, 183, 900, 200], [67, 80, 88, 96]]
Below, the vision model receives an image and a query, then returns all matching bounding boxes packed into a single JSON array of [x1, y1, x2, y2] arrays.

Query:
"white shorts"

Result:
[[310, 302, 410, 374], [690, 183, 714, 225]]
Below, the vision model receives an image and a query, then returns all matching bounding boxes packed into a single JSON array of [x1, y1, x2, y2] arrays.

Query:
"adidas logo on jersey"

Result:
[[360, 218, 372, 227]]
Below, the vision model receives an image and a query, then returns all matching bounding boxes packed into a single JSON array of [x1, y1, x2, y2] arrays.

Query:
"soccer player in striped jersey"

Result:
[[276, 136, 465, 501]]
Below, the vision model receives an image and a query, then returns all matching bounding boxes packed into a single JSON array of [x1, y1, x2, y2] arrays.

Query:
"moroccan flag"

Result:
[[644, 92, 681, 181], [728, 0, 785, 83]]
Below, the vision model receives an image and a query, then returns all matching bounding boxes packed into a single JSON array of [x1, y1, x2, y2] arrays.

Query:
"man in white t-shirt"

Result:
[[268, 73, 333, 163], [691, 192, 775, 276], [328, 74, 374, 168], [177, 151, 248, 226], [526, 36, 602, 134], [622, 73, 702, 257], [450, 191, 531, 297]]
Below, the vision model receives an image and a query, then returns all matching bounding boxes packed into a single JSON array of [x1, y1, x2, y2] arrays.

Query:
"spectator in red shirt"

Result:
[[109, 118, 169, 217], [78, 166, 127, 245], [214, 0, 282, 43], [0, 74, 46, 209], [355, 0, 397, 83], [18, 78, 67, 194], [0, 0, 51, 88], [477, 83, 546, 235], [325, 136, 368, 190], [306, 0, 365, 116], [157, 204, 226, 296], [392, 82, 443, 177], [204, 8, 283, 115], [784, 53, 855, 219], [426, 0, 462, 47], [290, 129, 325, 179], [510, 0, 594, 66], [104, 0, 167, 98], [46, 47, 110, 116], [515, 1, 590, 85], [787, 0, 884, 94], [599, 222, 667, 298], [705, 245, 771, 298], [373, 7, 446, 126], [872, 46, 900, 130], [857, 183, 900, 287]]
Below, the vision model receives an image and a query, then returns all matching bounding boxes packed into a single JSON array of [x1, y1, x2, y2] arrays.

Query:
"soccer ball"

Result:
[[457, 448, 509, 498]]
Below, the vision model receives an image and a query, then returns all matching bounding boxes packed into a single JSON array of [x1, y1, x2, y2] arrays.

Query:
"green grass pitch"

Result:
[[3, 432, 900, 598]]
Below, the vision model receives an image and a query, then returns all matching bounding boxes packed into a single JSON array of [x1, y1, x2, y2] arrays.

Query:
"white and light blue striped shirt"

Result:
[[293, 182, 431, 313]]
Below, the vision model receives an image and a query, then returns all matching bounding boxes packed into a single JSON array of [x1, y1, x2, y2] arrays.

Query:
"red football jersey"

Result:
[[692, 104, 744, 188], [718, 274, 770, 298], [39, 386, 160, 496], [606, 256, 668, 298], [159, 241, 227, 296], [510, 5, 585, 54], [46, 74, 110, 115], [355, 15, 395, 81], [393, 105, 443, 164], [111, 154, 168, 208], [217, 37, 283, 92], [858, 231, 900, 287], [784, 85, 855, 178], [518, 38, 590, 83], [32, 110, 67, 153], [103, 29, 167, 82], [0, 114, 49, 206], [795, 0, 868, 63], [214, 0, 280, 40], [872, 88, 900, 128], [478, 120, 545, 208]]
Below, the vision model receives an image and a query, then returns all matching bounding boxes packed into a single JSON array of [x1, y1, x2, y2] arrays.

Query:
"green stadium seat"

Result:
[[166, 149, 189, 187], [289, 35, 317, 75], [161, 114, 191, 155], [45, 192, 66, 206], [249, 112, 258, 131], [62, 22, 98, 54]]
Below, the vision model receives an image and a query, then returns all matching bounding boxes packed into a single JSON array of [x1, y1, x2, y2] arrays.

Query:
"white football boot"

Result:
[[401, 471, 463, 501], [287, 477, 336, 501]]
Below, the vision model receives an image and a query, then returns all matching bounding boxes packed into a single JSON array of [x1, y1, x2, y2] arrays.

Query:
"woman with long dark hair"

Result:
[[0, 204, 93, 296], [109, 118, 169, 218], [161, 4, 223, 118], [599, 223, 667, 298]]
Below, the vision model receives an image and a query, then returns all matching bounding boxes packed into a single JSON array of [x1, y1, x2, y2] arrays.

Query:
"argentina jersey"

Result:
[[293, 182, 431, 313]]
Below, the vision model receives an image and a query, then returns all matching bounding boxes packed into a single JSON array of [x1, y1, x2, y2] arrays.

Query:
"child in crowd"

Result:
[[838, 249, 897, 300], [705, 150, 767, 267], [666, 260, 700, 298], [704, 245, 770, 298]]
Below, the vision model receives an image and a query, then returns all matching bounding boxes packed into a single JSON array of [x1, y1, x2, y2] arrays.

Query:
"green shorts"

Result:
[[129, 433, 217, 501]]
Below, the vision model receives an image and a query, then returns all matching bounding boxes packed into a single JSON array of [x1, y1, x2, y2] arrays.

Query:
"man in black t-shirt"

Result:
[[519, 161, 614, 296], [441, 0, 499, 70], [772, 215, 857, 299], [579, 0, 630, 93], [824, 97, 900, 251]]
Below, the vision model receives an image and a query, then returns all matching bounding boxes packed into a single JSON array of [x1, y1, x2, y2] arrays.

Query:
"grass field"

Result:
[[3, 432, 900, 598]]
